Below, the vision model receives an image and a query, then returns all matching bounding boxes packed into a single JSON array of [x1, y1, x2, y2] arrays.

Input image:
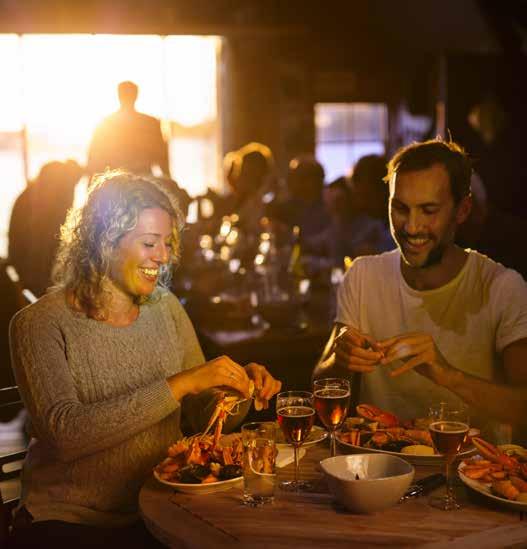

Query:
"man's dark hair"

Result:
[[385, 138, 472, 204]]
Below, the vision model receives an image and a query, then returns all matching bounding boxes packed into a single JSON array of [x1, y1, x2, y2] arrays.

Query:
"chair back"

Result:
[[0, 386, 27, 544], [0, 262, 35, 416]]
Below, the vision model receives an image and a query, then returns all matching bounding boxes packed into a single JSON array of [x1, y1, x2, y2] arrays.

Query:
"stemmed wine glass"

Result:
[[276, 391, 315, 491], [313, 378, 350, 457], [428, 402, 470, 511]]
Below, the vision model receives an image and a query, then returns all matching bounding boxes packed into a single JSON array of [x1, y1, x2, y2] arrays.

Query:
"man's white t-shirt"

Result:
[[336, 248, 527, 430]]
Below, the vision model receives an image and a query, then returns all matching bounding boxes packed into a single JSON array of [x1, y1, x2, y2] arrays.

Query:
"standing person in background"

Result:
[[9, 170, 281, 548], [87, 81, 170, 177], [313, 139, 527, 441], [8, 160, 82, 297]]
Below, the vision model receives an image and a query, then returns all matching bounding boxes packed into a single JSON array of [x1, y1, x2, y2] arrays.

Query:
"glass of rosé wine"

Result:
[[276, 391, 315, 491], [428, 402, 470, 510], [313, 378, 350, 457]]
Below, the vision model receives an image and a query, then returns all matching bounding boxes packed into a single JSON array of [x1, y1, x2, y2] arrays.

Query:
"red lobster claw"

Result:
[[472, 437, 520, 473], [356, 404, 399, 428]]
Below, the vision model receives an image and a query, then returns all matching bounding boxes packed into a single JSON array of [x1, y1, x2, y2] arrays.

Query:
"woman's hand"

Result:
[[168, 355, 252, 401], [245, 363, 282, 409]]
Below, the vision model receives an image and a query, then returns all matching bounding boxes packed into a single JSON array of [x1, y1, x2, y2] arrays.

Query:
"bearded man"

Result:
[[313, 139, 527, 440]]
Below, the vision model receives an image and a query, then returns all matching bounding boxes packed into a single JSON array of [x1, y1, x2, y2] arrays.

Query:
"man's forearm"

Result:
[[442, 367, 527, 427]]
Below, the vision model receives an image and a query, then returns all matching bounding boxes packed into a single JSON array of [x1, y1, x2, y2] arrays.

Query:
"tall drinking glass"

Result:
[[428, 402, 470, 510], [276, 391, 315, 491], [241, 422, 277, 507], [313, 378, 350, 457]]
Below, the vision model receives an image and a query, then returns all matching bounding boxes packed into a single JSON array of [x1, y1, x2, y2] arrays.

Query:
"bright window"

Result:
[[315, 103, 388, 183], [0, 34, 222, 256]]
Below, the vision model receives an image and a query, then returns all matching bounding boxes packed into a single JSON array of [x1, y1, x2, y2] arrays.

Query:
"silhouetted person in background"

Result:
[[277, 155, 330, 239], [305, 157, 394, 268], [349, 154, 390, 224], [8, 160, 82, 297], [457, 172, 527, 280], [87, 81, 170, 177], [216, 142, 275, 235], [465, 93, 526, 219]]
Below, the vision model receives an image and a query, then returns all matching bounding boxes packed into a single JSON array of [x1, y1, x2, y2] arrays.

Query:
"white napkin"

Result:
[[276, 447, 306, 468]]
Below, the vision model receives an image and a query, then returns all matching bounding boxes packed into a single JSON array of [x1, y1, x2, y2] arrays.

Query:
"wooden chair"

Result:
[[0, 386, 27, 545]]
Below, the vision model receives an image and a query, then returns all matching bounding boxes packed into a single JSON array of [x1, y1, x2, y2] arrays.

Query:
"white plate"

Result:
[[153, 470, 242, 494], [276, 425, 328, 449], [336, 435, 475, 466], [458, 459, 527, 511]]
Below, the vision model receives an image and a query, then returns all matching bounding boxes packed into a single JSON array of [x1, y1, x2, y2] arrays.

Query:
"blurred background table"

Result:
[[184, 286, 333, 396], [140, 444, 527, 549]]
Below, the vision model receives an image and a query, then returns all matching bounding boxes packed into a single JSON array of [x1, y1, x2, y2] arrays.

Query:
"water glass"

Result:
[[241, 421, 277, 506]]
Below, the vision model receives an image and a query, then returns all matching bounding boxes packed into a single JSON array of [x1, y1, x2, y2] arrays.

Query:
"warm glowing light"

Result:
[[164, 36, 217, 127], [0, 33, 222, 254], [0, 33, 220, 181], [199, 235, 213, 249]]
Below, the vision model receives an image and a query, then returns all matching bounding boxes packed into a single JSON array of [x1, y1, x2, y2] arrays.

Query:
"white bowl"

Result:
[[320, 454, 415, 513]]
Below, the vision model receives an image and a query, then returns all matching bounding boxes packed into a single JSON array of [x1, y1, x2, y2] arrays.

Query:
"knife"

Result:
[[400, 473, 446, 501]]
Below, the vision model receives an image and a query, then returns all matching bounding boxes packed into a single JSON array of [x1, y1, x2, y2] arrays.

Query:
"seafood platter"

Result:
[[154, 433, 244, 494], [336, 404, 476, 465], [154, 381, 263, 493], [459, 438, 527, 510]]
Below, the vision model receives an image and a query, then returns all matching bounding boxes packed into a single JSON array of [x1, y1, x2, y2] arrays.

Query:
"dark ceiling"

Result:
[[0, 0, 515, 55]]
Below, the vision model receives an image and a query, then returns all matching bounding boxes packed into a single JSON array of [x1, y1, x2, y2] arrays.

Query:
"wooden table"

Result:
[[139, 444, 527, 548]]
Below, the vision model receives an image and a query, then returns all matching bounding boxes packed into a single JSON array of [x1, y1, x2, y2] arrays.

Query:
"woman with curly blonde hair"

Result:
[[9, 171, 281, 548], [52, 171, 184, 319]]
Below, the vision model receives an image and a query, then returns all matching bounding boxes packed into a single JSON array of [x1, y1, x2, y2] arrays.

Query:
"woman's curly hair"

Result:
[[52, 170, 184, 319]]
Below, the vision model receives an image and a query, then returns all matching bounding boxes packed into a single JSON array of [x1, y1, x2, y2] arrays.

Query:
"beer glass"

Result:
[[313, 378, 350, 457], [428, 402, 469, 510], [276, 391, 315, 491]]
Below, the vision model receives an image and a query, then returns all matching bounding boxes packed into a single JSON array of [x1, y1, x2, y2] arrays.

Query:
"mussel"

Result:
[[178, 464, 211, 484], [219, 464, 242, 480]]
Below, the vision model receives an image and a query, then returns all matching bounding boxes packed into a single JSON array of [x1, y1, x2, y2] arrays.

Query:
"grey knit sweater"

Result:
[[9, 288, 219, 527]]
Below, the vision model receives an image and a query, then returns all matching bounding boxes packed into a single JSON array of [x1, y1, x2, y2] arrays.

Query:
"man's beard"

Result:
[[396, 232, 447, 269], [420, 241, 446, 268]]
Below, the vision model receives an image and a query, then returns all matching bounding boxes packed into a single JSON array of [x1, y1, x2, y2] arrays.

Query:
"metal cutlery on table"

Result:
[[399, 473, 446, 502]]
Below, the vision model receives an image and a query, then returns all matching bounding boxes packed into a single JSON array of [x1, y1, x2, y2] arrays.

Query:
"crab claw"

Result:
[[356, 404, 399, 428], [472, 437, 520, 472], [202, 392, 245, 448], [201, 394, 224, 440]]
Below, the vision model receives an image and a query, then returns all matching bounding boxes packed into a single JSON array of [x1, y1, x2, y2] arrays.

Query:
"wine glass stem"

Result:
[[329, 430, 336, 457], [293, 444, 299, 484], [445, 454, 454, 501]]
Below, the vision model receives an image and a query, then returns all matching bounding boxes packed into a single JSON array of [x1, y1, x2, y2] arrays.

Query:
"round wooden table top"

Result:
[[140, 445, 527, 549]]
